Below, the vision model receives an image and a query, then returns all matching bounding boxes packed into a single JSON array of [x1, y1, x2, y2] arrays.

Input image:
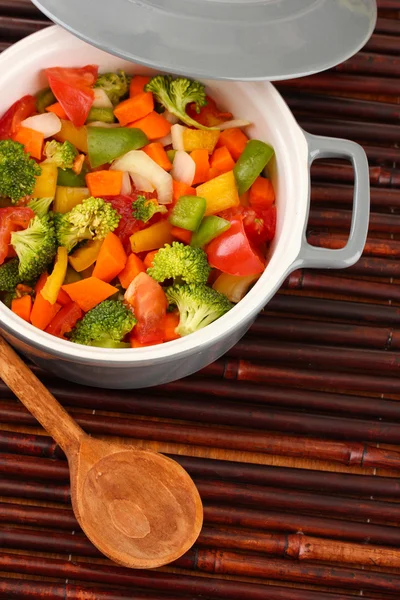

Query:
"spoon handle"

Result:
[[0, 336, 85, 455]]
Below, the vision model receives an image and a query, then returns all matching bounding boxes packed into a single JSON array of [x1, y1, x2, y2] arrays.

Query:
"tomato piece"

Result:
[[221, 205, 276, 247], [0, 207, 35, 265], [45, 66, 98, 89], [206, 216, 265, 277], [47, 74, 94, 127], [45, 301, 83, 338], [0, 95, 36, 140], [186, 96, 232, 128], [124, 272, 167, 344]]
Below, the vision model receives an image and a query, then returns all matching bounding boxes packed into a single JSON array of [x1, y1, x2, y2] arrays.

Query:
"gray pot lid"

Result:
[[32, 0, 377, 81]]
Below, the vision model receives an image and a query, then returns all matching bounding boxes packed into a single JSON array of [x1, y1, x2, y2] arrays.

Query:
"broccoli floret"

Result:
[[0, 258, 22, 292], [166, 283, 232, 337], [28, 197, 53, 218], [54, 197, 121, 253], [0, 140, 41, 203], [44, 140, 78, 170], [147, 242, 210, 285], [145, 75, 212, 130], [70, 299, 136, 347], [94, 70, 131, 106], [132, 195, 167, 224], [10, 214, 57, 281]]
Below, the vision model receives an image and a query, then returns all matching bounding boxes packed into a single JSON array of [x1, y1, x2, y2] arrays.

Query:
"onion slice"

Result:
[[111, 150, 172, 203], [157, 133, 172, 147], [87, 121, 120, 128], [171, 150, 196, 186], [218, 119, 251, 131], [92, 88, 113, 109], [120, 171, 132, 195], [129, 173, 155, 193], [21, 113, 61, 138], [164, 110, 179, 125], [171, 124, 185, 151]]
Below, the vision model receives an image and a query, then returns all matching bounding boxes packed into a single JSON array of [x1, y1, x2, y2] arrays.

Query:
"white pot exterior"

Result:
[[0, 26, 368, 389]]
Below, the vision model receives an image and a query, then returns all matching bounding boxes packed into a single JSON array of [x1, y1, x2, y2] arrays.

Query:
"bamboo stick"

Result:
[[0, 15, 49, 38], [300, 117, 400, 144], [2, 400, 400, 470], [365, 33, 400, 55], [311, 162, 400, 187], [277, 73, 400, 98], [0, 0, 44, 16], [0, 555, 378, 600], [335, 257, 400, 280], [377, 0, 400, 10], [306, 232, 400, 259], [335, 52, 400, 78], [4, 430, 400, 500], [311, 183, 400, 209], [308, 208, 400, 233]]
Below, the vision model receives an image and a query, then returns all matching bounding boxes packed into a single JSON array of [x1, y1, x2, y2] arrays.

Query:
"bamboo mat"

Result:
[[1, 1, 400, 598]]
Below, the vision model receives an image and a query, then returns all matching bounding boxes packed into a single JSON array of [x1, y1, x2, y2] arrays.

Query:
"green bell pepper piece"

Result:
[[169, 195, 206, 232], [91, 340, 131, 348], [191, 216, 231, 248], [166, 149, 177, 163], [233, 139, 274, 196], [88, 126, 148, 168], [35, 87, 56, 113], [86, 107, 116, 124], [57, 164, 89, 187], [63, 265, 82, 284]]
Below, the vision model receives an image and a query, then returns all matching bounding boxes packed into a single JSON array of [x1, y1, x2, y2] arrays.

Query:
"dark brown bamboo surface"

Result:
[[2, 2, 400, 599]]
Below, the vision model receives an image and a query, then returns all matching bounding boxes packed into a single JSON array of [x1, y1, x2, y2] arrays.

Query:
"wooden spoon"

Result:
[[0, 336, 203, 568]]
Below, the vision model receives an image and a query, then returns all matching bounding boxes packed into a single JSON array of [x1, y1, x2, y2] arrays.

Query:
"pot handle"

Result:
[[296, 131, 370, 269]]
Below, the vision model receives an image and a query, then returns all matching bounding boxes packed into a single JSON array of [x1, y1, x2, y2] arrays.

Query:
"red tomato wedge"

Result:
[[0, 207, 35, 265], [45, 66, 98, 127], [124, 272, 167, 345], [186, 95, 232, 128], [0, 95, 36, 140], [206, 216, 265, 277]]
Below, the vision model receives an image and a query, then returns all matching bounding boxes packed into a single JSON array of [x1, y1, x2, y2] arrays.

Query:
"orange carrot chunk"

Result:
[[143, 249, 159, 270], [191, 149, 210, 185], [30, 293, 61, 330], [46, 102, 68, 119], [172, 180, 196, 205], [114, 92, 154, 126], [13, 126, 44, 160], [130, 75, 151, 97], [210, 146, 235, 173], [86, 170, 123, 197], [128, 112, 171, 140], [11, 295, 32, 322], [92, 232, 127, 283], [164, 312, 180, 342], [171, 226, 192, 245], [249, 176, 275, 210], [143, 142, 172, 171], [62, 277, 118, 312], [216, 128, 248, 161], [118, 253, 146, 289]]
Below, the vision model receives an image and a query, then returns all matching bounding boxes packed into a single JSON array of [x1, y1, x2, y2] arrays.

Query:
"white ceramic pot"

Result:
[[0, 26, 370, 389]]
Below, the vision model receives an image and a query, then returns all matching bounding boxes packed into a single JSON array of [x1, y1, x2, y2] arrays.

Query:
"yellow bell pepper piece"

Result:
[[68, 239, 104, 273], [64, 265, 82, 284], [213, 272, 261, 303], [41, 246, 68, 305], [54, 120, 88, 153], [196, 170, 240, 216], [182, 128, 220, 154], [54, 186, 90, 214], [31, 161, 58, 199], [130, 220, 173, 254]]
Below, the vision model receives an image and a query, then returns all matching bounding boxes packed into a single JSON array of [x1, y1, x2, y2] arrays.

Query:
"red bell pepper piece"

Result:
[[0, 207, 35, 265], [0, 95, 36, 140], [45, 301, 83, 338]]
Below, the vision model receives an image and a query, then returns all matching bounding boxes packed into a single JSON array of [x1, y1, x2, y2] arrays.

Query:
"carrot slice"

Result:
[[249, 176, 275, 209], [164, 312, 180, 342], [210, 146, 235, 173], [171, 226, 192, 245], [118, 253, 146, 289], [11, 295, 32, 322], [114, 92, 154, 126], [130, 75, 151, 97], [208, 167, 220, 180], [92, 232, 127, 283], [86, 170, 123, 197], [172, 180, 196, 205], [13, 126, 44, 160], [216, 128, 248, 161], [62, 277, 118, 312], [143, 249, 159, 270], [128, 111, 171, 140], [143, 142, 172, 171], [30, 293, 61, 330], [46, 102, 68, 119], [191, 149, 210, 185]]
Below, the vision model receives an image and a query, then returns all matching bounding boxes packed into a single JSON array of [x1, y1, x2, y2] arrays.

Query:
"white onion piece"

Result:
[[164, 110, 179, 125], [92, 88, 114, 109], [171, 124, 185, 151], [87, 121, 120, 128], [112, 150, 172, 204], [120, 171, 132, 195], [171, 150, 196, 186], [129, 173, 155, 193], [21, 113, 61, 138], [157, 133, 172, 147], [218, 119, 252, 131]]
